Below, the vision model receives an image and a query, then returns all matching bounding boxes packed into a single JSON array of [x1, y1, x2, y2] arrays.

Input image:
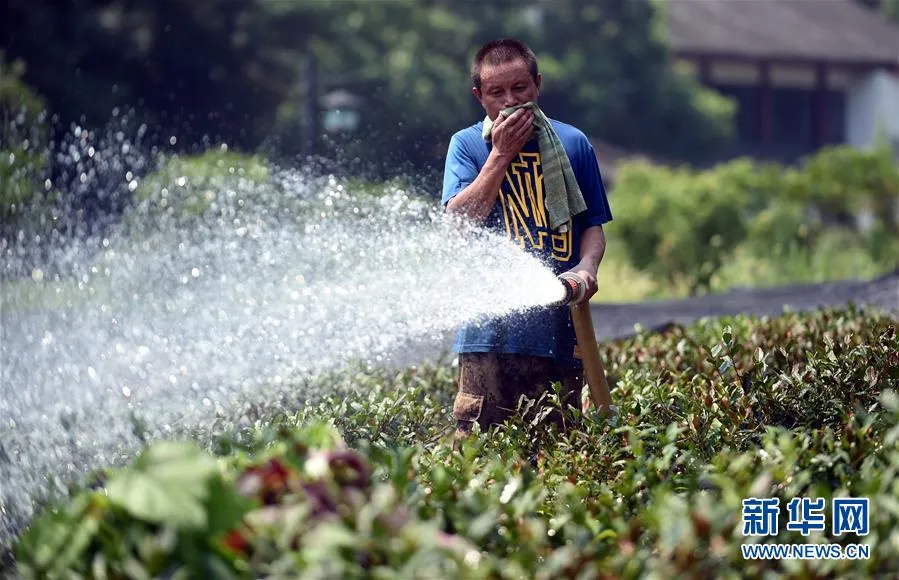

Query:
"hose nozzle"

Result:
[[557, 272, 588, 306]]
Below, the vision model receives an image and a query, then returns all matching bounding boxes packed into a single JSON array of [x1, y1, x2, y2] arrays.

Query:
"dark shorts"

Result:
[[452, 352, 584, 435]]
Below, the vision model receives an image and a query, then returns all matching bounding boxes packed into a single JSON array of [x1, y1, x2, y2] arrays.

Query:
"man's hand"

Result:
[[567, 225, 606, 304], [490, 108, 534, 160], [444, 108, 535, 224], [564, 259, 599, 304]]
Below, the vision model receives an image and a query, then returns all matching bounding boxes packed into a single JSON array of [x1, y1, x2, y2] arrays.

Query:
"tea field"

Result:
[[8, 306, 899, 579]]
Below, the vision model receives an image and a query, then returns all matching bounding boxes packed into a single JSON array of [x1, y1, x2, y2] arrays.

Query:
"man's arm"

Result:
[[565, 135, 613, 302], [568, 225, 606, 300], [445, 148, 514, 223], [445, 108, 534, 224]]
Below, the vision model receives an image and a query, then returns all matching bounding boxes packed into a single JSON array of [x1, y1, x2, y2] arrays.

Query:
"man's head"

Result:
[[471, 38, 541, 120]]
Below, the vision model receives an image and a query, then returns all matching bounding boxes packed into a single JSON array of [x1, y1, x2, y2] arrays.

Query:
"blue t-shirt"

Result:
[[441, 118, 613, 365]]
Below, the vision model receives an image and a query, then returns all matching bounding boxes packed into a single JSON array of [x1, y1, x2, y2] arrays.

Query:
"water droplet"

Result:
[[1, 166, 569, 535]]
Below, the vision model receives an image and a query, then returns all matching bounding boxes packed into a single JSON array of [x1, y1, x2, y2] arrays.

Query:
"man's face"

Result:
[[473, 59, 541, 121]]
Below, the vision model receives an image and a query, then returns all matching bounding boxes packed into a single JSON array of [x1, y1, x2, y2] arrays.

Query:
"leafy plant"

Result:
[[130, 148, 275, 227], [608, 145, 899, 296], [7, 306, 899, 578], [609, 159, 748, 293], [787, 143, 899, 233]]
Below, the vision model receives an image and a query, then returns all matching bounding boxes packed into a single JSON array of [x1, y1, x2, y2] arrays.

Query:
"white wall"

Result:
[[846, 69, 899, 150]]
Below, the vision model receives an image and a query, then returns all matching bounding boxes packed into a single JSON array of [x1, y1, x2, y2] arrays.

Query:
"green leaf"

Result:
[[468, 512, 497, 541], [304, 521, 358, 551], [14, 493, 97, 572], [881, 390, 899, 413], [122, 557, 153, 580], [500, 477, 521, 504], [105, 441, 220, 530], [595, 528, 618, 542], [200, 555, 242, 580], [56, 509, 101, 572], [722, 325, 734, 346], [205, 477, 256, 537], [717, 357, 734, 377]]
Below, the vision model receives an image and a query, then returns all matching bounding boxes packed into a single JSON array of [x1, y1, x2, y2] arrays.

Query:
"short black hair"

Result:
[[471, 38, 539, 90]]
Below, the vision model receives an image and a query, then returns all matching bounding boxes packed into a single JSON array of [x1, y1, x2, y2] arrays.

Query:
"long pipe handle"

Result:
[[569, 302, 614, 416]]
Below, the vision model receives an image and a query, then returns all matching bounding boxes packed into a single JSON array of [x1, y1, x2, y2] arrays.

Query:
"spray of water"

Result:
[[0, 129, 565, 546]]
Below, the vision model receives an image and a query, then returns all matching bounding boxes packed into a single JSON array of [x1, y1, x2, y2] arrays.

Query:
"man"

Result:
[[441, 38, 613, 439]]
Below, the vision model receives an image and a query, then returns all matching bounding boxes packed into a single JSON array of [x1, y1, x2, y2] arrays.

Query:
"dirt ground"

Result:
[[590, 268, 899, 341]]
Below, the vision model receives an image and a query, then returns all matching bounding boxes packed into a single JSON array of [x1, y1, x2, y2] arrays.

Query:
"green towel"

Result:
[[482, 102, 586, 233]]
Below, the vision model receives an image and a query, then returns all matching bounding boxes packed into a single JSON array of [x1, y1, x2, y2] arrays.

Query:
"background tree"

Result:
[[1, 0, 734, 170]]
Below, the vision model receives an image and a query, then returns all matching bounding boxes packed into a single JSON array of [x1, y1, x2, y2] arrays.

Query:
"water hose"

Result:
[[558, 272, 615, 419]]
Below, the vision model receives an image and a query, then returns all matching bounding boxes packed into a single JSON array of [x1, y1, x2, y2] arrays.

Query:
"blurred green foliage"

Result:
[[610, 160, 748, 294], [786, 144, 899, 234], [609, 144, 899, 295], [0, 52, 58, 245], [858, 0, 899, 22], [132, 148, 274, 224]]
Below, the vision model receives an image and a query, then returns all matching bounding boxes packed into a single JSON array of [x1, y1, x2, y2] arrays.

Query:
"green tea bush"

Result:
[[9, 306, 899, 578]]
